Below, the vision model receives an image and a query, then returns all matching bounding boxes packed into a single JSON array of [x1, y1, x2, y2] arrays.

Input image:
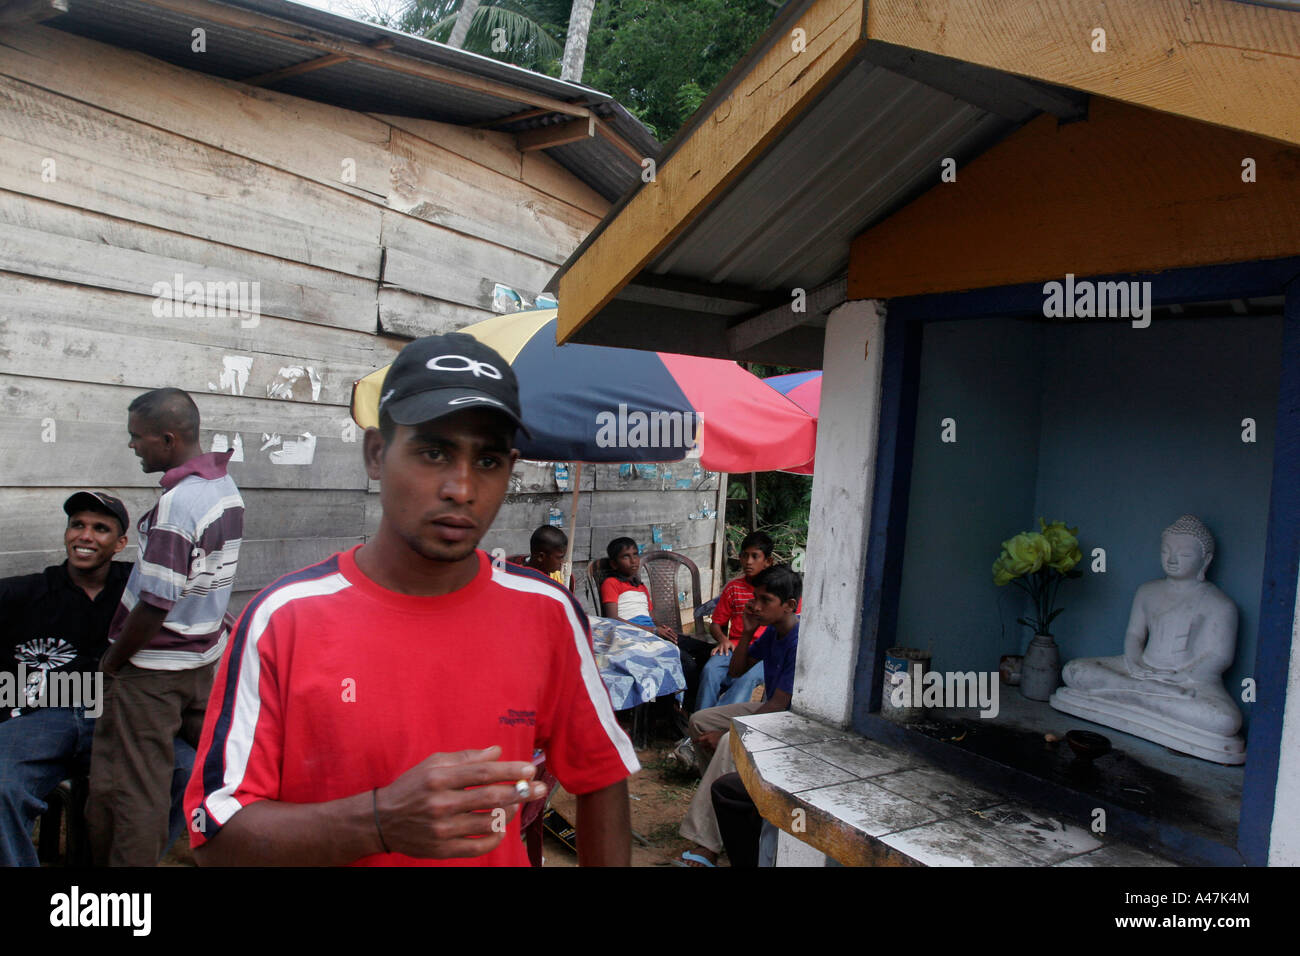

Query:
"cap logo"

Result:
[[426, 354, 503, 380], [448, 395, 505, 408]]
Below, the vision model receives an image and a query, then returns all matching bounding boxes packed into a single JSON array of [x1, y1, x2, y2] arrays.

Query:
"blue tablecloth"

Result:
[[589, 616, 687, 711]]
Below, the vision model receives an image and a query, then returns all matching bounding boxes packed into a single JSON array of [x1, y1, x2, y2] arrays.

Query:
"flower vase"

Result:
[[1020, 634, 1060, 701]]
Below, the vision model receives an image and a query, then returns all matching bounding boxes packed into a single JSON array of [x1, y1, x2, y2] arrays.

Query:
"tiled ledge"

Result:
[[731, 712, 1177, 867]]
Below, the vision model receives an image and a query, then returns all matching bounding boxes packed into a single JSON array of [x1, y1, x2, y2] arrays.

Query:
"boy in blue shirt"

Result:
[[678, 565, 800, 866], [696, 531, 775, 711]]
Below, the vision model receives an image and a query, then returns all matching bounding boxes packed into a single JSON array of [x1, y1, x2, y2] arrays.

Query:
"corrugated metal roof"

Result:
[[41, 0, 658, 202], [551, 37, 1087, 367], [648, 58, 1016, 292]]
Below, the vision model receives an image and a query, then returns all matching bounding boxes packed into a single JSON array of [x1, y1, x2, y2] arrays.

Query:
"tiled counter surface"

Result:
[[731, 712, 1177, 867]]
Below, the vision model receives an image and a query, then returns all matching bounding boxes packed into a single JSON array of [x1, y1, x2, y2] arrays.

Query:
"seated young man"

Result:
[[0, 493, 192, 866], [514, 525, 571, 589], [599, 536, 713, 710], [678, 564, 800, 866], [696, 531, 775, 711]]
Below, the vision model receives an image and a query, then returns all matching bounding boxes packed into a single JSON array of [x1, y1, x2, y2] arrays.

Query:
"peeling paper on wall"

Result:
[[210, 433, 245, 463], [267, 366, 322, 401], [269, 432, 316, 465], [209, 356, 253, 396]]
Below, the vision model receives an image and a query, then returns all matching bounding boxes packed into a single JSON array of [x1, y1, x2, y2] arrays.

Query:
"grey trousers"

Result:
[[679, 701, 761, 853]]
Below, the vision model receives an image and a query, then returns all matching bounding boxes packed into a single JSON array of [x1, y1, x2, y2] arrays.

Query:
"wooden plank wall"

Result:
[[478, 460, 726, 618], [0, 25, 728, 617]]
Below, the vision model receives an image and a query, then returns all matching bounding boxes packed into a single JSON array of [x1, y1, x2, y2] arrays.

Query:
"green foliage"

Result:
[[580, 0, 779, 140], [398, 0, 566, 73], [725, 473, 813, 571], [387, 1, 778, 139]]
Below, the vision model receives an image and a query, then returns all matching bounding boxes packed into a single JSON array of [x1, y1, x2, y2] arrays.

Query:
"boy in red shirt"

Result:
[[186, 334, 637, 866], [697, 531, 775, 710], [600, 537, 714, 710]]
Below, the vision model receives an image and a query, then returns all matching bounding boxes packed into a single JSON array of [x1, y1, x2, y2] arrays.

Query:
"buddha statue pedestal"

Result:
[[1049, 515, 1246, 766], [1050, 687, 1244, 764]]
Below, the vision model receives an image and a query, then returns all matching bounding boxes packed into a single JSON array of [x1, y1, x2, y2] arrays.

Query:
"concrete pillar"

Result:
[[775, 829, 833, 866], [1269, 578, 1300, 863], [792, 299, 885, 726]]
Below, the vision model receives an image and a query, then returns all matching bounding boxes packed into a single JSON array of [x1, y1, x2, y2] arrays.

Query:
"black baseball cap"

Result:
[[377, 332, 531, 438], [63, 492, 129, 536]]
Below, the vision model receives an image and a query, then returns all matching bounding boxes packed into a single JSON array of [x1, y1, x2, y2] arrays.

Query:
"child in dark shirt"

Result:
[[679, 564, 801, 866]]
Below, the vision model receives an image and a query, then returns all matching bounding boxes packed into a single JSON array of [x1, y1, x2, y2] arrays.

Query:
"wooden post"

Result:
[[711, 471, 729, 606], [563, 461, 582, 586], [748, 471, 758, 532]]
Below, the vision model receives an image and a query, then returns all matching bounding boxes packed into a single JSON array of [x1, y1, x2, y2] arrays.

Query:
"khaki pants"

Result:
[[679, 702, 761, 853], [86, 660, 214, 866]]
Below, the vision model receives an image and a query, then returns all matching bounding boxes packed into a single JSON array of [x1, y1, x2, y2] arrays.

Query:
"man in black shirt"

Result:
[[0, 493, 134, 866]]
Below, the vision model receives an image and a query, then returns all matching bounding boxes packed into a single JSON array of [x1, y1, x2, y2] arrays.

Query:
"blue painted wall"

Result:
[[894, 315, 1284, 732], [893, 318, 1044, 670]]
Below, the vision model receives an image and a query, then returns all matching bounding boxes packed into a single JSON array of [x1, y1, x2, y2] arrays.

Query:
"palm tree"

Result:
[[559, 0, 595, 82], [399, 1, 563, 70], [447, 0, 481, 47]]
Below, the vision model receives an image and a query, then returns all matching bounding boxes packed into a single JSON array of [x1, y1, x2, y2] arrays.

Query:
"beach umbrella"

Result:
[[351, 309, 817, 473], [351, 309, 818, 576], [764, 370, 822, 474]]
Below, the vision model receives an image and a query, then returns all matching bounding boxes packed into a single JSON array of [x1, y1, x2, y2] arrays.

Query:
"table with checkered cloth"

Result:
[[588, 616, 687, 710]]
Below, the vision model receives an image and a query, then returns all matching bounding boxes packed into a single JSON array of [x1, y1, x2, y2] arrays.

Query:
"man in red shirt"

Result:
[[185, 333, 637, 865]]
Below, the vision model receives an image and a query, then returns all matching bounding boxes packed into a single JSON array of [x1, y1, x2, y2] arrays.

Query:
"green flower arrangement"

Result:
[[992, 519, 1083, 636]]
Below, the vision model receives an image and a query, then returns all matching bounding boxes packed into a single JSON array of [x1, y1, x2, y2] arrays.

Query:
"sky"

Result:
[[290, 0, 406, 22]]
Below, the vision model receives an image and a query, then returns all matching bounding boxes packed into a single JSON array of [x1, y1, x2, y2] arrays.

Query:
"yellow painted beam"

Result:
[[849, 97, 1300, 300], [556, 0, 868, 343], [867, 0, 1300, 146]]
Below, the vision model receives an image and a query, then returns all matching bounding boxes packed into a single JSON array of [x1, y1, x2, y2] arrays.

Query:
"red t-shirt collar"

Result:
[[160, 450, 233, 490], [339, 544, 492, 612]]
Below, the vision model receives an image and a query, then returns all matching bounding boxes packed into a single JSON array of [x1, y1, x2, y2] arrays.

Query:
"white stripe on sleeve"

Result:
[[206, 573, 352, 824], [490, 568, 640, 776]]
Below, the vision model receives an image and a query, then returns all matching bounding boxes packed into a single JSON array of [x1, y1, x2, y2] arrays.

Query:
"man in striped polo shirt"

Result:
[[87, 388, 243, 866]]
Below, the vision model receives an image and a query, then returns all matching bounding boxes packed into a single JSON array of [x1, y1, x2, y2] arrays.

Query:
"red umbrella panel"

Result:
[[764, 371, 822, 474]]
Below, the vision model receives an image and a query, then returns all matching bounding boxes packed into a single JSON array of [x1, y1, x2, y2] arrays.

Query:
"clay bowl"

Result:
[[1065, 730, 1112, 762]]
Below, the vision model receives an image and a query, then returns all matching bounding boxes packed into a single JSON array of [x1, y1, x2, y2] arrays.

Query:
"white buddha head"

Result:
[[1161, 515, 1215, 582]]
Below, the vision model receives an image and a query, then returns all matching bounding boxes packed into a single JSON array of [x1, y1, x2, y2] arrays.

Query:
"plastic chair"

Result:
[[585, 557, 616, 614], [640, 550, 702, 634], [37, 776, 91, 866]]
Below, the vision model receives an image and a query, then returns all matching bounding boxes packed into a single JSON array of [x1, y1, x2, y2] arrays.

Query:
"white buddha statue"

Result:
[[1050, 515, 1246, 765]]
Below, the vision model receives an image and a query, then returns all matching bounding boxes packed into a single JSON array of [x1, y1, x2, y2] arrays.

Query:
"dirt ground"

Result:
[[542, 736, 706, 867]]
